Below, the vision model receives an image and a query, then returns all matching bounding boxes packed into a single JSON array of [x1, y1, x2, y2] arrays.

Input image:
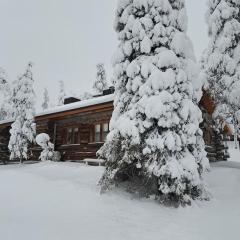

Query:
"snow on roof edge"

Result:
[[0, 94, 114, 126], [37, 94, 114, 117]]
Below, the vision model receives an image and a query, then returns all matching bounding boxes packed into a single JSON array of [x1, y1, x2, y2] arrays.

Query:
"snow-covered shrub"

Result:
[[52, 151, 61, 162], [36, 133, 61, 162], [202, 0, 240, 148], [8, 63, 36, 163], [36, 133, 51, 149], [98, 0, 209, 206], [93, 63, 108, 94]]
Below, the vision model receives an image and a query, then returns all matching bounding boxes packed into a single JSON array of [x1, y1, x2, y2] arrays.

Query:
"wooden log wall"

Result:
[[0, 101, 113, 162], [200, 94, 229, 162], [0, 126, 10, 163], [53, 109, 112, 160]]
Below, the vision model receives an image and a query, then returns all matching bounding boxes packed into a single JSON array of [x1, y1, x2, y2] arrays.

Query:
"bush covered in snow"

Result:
[[98, 0, 209, 206], [36, 133, 61, 162]]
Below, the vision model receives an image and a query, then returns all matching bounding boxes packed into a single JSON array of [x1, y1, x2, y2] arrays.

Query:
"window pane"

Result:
[[95, 124, 101, 142], [73, 128, 79, 144], [103, 123, 109, 132], [95, 124, 100, 133], [67, 128, 72, 144], [102, 123, 109, 141]]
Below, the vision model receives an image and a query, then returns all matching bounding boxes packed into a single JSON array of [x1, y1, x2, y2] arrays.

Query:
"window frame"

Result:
[[102, 122, 109, 142], [94, 124, 101, 143], [73, 127, 79, 144], [91, 122, 109, 143], [67, 128, 73, 145], [65, 127, 80, 145]]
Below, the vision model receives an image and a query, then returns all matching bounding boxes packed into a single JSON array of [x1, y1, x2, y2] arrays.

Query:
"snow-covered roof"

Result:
[[0, 94, 114, 126], [37, 94, 114, 116]]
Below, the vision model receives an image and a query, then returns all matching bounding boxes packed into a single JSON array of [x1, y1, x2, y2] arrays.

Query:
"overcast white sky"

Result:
[[0, 0, 208, 110]]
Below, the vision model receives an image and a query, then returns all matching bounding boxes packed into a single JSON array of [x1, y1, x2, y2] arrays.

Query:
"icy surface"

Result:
[[0, 158, 239, 240]]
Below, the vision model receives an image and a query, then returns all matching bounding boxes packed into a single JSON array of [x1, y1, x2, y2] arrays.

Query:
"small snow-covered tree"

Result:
[[0, 68, 12, 120], [0, 67, 7, 87], [202, 0, 240, 149], [42, 88, 50, 110], [58, 80, 66, 106], [36, 133, 61, 161], [93, 63, 108, 94], [79, 92, 93, 100], [98, 0, 209, 206], [8, 63, 36, 163]]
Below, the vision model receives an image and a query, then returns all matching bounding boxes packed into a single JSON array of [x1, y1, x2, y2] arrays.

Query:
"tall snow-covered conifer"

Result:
[[42, 88, 50, 110], [0, 68, 12, 120], [203, 0, 240, 149], [57, 80, 66, 106], [93, 63, 108, 94], [8, 63, 36, 163], [99, 0, 209, 205]]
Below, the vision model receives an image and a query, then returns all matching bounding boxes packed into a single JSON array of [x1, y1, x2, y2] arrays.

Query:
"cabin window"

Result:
[[102, 123, 109, 141], [95, 124, 101, 142], [73, 128, 79, 144], [93, 122, 109, 143], [67, 128, 73, 144], [66, 127, 79, 145]]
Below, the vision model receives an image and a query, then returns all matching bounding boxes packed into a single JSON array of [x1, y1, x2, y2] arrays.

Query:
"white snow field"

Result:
[[0, 154, 240, 240], [228, 141, 240, 163]]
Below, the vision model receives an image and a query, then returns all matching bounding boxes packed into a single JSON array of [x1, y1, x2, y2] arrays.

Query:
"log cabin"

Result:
[[0, 88, 230, 163], [0, 93, 114, 162]]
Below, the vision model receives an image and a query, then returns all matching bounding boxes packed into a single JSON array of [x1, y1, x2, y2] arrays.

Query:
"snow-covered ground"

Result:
[[228, 141, 240, 163], [0, 151, 240, 240]]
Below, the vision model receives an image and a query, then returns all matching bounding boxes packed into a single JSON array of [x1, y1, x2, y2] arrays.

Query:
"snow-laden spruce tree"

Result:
[[93, 63, 108, 94], [0, 68, 12, 120], [202, 0, 240, 149], [57, 80, 66, 106], [98, 0, 209, 206], [42, 88, 50, 110], [8, 63, 36, 163]]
